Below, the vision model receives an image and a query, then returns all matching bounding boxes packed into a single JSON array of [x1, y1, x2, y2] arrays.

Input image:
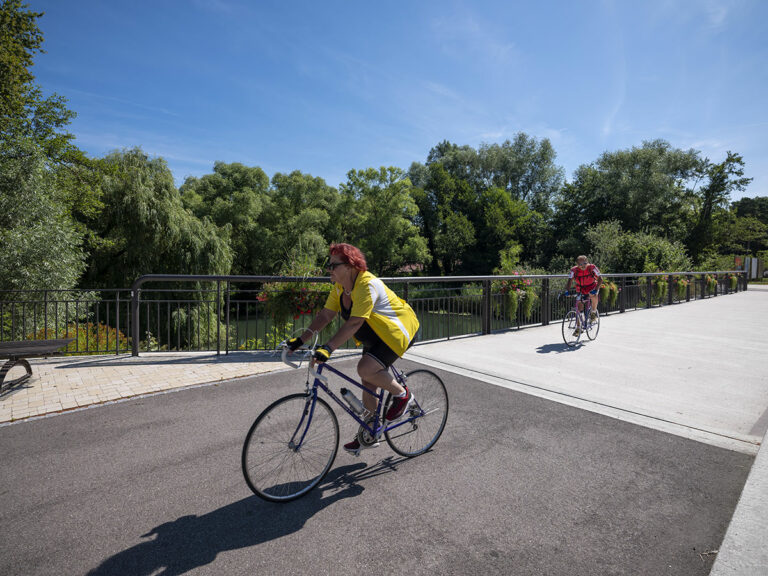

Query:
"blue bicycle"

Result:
[[241, 338, 449, 502]]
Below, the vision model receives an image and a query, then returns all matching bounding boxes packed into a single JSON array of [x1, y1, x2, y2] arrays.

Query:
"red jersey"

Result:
[[569, 264, 601, 294]]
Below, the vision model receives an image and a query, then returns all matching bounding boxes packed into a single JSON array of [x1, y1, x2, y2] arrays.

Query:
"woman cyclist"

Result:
[[286, 243, 420, 455]]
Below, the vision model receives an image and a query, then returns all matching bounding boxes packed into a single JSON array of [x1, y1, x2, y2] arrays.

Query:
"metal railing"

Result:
[[0, 271, 747, 356]]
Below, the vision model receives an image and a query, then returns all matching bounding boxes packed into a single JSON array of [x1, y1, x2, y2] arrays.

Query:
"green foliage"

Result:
[[0, 1, 89, 293], [492, 249, 537, 321], [32, 322, 130, 354], [339, 167, 430, 275], [168, 302, 230, 351], [553, 140, 704, 247], [260, 249, 331, 323], [0, 0, 78, 163], [687, 152, 753, 262], [586, 221, 691, 274], [1, 0, 756, 293], [0, 150, 86, 292], [651, 277, 669, 303], [180, 162, 272, 274], [599, 280, 619, 308], [673, 277, 690, 301], [694, 251, 736, 272], [81, 149, 233, 287], [424, 135, 565, 214]]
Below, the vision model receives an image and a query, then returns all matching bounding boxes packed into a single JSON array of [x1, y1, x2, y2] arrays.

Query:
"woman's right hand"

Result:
[[286, 336, 303, 352]]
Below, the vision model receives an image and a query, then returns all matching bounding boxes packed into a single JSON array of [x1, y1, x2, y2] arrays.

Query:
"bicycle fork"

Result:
[[288, 392, 317, 452]]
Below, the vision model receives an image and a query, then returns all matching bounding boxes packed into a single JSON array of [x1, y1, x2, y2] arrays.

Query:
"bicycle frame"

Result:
[[289, 357, 425, 452], [572, 294, 593, 327]]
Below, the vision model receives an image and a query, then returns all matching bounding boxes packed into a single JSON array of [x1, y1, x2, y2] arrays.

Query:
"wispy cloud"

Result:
[[65, 88, 181, 118], [704, 0, 731, 28], [430, 11, 521, 67]]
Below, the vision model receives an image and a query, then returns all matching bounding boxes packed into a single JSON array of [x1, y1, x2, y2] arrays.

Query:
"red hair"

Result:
[[329, 243, 368, 271]]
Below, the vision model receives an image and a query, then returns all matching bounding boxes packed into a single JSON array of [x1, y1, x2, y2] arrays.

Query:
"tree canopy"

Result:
[[2, 0, 766, 295]]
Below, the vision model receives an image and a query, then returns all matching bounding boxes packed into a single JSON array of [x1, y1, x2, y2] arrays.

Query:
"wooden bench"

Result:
[[0, 338, 75, 392]]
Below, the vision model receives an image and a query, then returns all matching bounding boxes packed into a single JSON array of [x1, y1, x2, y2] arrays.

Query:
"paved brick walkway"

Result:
[[0, 350, 356, 423]]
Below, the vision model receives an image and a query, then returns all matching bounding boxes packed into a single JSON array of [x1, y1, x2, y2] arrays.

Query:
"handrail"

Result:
[[129, 270, 746, 356]]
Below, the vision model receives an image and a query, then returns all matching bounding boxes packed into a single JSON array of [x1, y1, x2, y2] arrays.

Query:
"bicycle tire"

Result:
[[242, 393, 339, 503], [384, 369, 449, 457], [586, 309, 600, 340], [562, 310, 580, 347]]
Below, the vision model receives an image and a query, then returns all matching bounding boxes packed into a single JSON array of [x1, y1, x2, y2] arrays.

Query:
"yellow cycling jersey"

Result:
[[323, 271, 419, 357]]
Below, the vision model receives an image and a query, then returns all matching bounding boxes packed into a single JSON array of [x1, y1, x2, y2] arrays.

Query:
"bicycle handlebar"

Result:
[[280, 345, 328, 384]]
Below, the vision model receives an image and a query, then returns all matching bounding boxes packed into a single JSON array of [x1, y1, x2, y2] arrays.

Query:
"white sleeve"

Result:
[[592, 265, 601, 276]]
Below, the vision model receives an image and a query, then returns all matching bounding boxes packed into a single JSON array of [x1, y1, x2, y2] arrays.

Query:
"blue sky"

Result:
[[29, 0, 767, 199]]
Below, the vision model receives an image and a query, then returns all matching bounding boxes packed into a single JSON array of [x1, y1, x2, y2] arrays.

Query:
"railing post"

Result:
[[667, 276, 673, 305], [131, 289, 140, 356], [646, 277, 653, 309], [620, 276, 626, 313], [116, 291, 120, 354], [482, 280, 491, 335], [44, 290, 48, 338], [225, 281, 230, 354], [216, 281, 221, 355], [686, 275, 692, 302], [541, 278, 550, 326]]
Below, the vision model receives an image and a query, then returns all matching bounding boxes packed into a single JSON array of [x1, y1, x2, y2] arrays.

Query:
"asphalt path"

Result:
[[0, 357, 753, 575]]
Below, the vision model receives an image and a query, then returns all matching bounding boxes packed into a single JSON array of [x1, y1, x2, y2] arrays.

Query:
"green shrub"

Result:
[[674, 277, 689, 300]]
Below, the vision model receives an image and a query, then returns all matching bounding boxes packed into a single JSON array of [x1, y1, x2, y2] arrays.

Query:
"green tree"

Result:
[[424, 135, 564, 214], [81, 149, 232, 288], [586, 221, 691, 273], [687, 152, 752, 262], [732, 196, 768, 224], [552, 140, 704, 247], [0, 149, 85, 291], [409, 163, 476, 275], [180, 162, 273, 274], [338, 167, 430, 275], [270, 170, 341, 270], [0, 0, 91, 292]]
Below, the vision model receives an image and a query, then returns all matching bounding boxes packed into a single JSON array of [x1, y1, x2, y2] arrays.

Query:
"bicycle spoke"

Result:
[[242, 395, 339, 502]]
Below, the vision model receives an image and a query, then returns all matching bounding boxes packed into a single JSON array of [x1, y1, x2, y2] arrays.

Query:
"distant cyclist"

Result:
[[565, 255, 602, 336], [286, 243, 420, 455]]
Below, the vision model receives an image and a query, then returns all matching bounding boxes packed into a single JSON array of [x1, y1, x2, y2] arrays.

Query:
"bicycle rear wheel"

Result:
[[562, 310, 580, 346], [385, 369, 449, 457], [586, 309, 600, 340], [242, 393, 339, 502]]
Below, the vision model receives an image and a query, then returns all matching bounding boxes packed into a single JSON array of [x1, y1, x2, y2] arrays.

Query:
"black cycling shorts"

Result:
[[361, 329, 419, 369]]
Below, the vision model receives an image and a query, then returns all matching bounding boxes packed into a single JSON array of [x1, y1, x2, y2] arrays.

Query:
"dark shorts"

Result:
[[361, 329, 419, 369]]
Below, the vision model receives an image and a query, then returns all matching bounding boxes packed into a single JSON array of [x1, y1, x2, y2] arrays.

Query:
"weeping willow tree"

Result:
[[81, 148, 233, 288]]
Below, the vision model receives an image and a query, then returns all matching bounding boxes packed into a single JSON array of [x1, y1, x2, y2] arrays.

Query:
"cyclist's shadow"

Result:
[[85, 460, 397, 576], [536, 342, 582, 353]]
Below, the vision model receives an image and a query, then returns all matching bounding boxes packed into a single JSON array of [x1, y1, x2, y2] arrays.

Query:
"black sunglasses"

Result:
[[326, 262, 345, 270]]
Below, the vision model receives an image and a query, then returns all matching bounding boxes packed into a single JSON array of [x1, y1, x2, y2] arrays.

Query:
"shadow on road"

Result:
[[86, 457, 407, 575], [535, 342, 580, 354]]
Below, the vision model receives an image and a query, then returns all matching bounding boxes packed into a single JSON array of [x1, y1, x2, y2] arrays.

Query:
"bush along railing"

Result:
[[0, 270, 747, 356]]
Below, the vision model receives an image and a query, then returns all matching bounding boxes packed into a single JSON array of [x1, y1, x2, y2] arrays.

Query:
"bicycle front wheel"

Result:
[[242, 393, 339, 503], [562, 310, 580, 347], [586, 309, 600, 340], [385, 369, 449, 457]]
